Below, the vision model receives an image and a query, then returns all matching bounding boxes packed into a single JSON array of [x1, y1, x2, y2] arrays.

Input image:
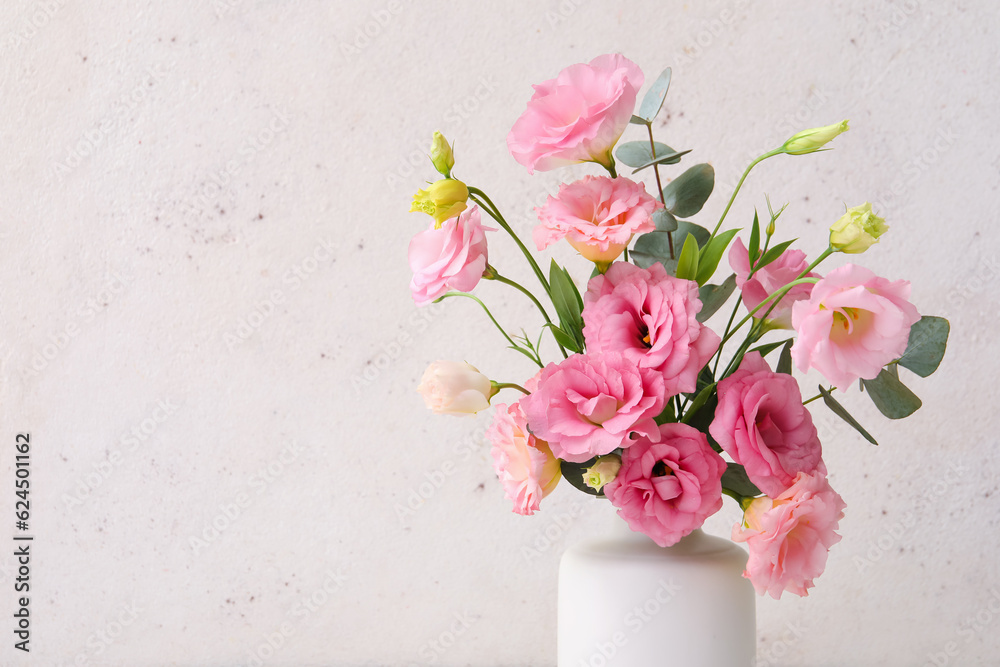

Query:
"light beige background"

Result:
[[1, 1, 998, 665]]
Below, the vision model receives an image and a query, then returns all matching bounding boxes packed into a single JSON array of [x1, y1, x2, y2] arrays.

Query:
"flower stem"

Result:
[[646, 124, 674, 259], [802, 390, 828, 406], [468, 187, 550, 294], [435, 291, 543, 368], [494, 382, 530, 396], [490, 269, 568, 359], [711, 149, 781, 239]]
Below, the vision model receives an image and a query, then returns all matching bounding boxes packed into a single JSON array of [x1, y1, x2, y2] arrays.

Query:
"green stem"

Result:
[[493, 382, 530, 396], [490, 270, 568, 359], [647, 124, 674, 259], [468, 187, 550, 294], [711, 297, 744, 377], [802, 390, 827, 406], [711, 149, 781, 239], [720, 277, 820, 347], [435, 291, 543, 368]]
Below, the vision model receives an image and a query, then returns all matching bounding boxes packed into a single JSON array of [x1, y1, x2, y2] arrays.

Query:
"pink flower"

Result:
[[507, 54, 644, 174], [604, 423, 726, 547], [408, 206, 492, 306], [535, 176, 660, 263], [583, 262, 720, 396], [520, 352, 665, 463], [732, 472, 846, 599], [728, 238, 817, 329], [710, 352, 823, 496], [791, 264, 920, 390], [488, 401, 561, 516]]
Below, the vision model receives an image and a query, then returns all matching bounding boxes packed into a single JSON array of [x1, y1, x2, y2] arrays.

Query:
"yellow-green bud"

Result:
[[429, 131, 455, 177], [410, 178, 469, 227], [583, 455, 622, 492], [782, 120, 850, 155], [829, 202, 888, 254]]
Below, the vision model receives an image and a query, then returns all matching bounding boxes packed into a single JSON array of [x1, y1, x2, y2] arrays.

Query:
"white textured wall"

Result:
[[1, 1, 998, 665]]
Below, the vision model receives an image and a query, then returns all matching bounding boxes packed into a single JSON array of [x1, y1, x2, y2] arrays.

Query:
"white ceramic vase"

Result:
[[558, 526, 756, 667]]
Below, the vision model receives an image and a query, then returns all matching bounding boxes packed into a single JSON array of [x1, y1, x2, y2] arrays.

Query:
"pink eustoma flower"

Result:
[[791, 264, 920, 390], [728, 238, 817, 329], [710, 352, 823, 496], [583, 262, 720, 397], [488, 401, 561, 516], [732, 472, 846, 599], [408, 206, 491, 306], [604, 423, 726, 547], [520, 352, 665, 463], [507, 54, 644, 174], [534, 175, 660, 263]]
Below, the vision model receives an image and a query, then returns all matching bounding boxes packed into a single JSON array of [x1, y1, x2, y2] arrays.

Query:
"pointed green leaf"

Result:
[[680, 381, 716, 424], [862, 368, 922, 419], [751, 338, 794, 358], [748, 211, 761, 267], [898, 316, 949, 378], [695, 228, 740, 286], [818, 386, 879, 445], [545, 323, 582, 353], [631, 149, 692, 174], [697, 274, 737, 323], [776, 339, 793, 375], [631, 221, 711, 272], [753, 239, 797, 274], [721, 463, 761, 499], [549, 260, 585, 349], [635, 67, 672, 122], [662, 163, 715, 218], [616, 141, 676, 168], [675, 233, 700, 281], [560, 457, 606, 497]]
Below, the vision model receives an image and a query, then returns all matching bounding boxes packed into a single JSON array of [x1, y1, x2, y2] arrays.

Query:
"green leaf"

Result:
[[652, 209, 678, 233], [721, 463, 761, 499], [862, 368, 923, 419], [630, 221, 711, 272], [654, 400, 676, 425], [629, 115, 651, 126], [748, 211, 761, 268], [661, 163, 715, 218], [675, 233, 700, 281], [616, 141, 676, 168], [776, 339, 793, 375], [545, 323, 581, 354], [559, 458, 606, 498], [635, 67, 672, 123], [751, 338, 793, 358], [897, 316, 949, 378], [695, 228, 740, 286], [631, 149, 692, 174], [818, 386, 879, 445], [680, 382, 716, 424], [697, 274, 737, 323], [753, 239, 797, 274], [549, 260, 585, 350]]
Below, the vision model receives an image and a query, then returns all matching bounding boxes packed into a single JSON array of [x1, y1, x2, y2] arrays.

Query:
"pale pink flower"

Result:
[[520, 352, 665, 463], [583, 262, 720, 396], [710, 352, 823, 496], [791, 264, 920, 390], [488, 401, 561, 516], [507, 54, 644, 174], [732, 472, 846, 599], [535, 176, 660, 263], [604, 423, 726, 547], [408, 206, 491, 306], [417, 361, 492, 415], [728, 238, 817, 329]]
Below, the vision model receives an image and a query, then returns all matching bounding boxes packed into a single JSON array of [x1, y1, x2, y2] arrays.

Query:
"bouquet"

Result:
[[407, 54, 949, 599]]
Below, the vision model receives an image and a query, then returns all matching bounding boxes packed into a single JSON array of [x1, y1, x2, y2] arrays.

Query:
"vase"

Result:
[[557, 526, 756, 667]]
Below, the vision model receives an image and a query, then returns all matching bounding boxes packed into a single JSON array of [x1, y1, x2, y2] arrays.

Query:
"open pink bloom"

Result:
[[728, 238, 817, 329], [583, 262, 720, 396], [791, 264, 920, 390], [732, 472, 846, 599], [604, 423, 726, 547], [488, 401, 561, 516], [710, 352, 823, 496], [520, 352, 665, 463], [535, 176, 660, 263], [408, 206, 492, 306], [507, 54, 644, 174]]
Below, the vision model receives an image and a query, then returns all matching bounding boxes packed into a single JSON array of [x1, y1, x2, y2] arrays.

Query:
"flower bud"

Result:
[[417, 361, 492, 415], [410, 178, 470, 228], [829, 202, 888, 254], [583, 454, 622, 492], [781, 120, 849, 155], [429, 131, 455, 177]]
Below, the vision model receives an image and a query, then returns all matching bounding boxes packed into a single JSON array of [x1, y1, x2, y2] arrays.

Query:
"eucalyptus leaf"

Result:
[[560, 458, 606, 497], [776, 339, 793, 375], [630, 114, 651, 126], [818, 386, 879, 445], [631, 221, 711, 272], [652, 209, 678, 233], [616, 141, 676, 168], [631, 149, 692, 174], [635, 67, 672, 122], [662, 163, 715, 217], [862, 369, 923, 419], [697, 274, 737, 323], [695, 228, 740, 286], [721, 463, 761, 499], [897, 316, 949, 377], [676, 233, 700, 281]]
